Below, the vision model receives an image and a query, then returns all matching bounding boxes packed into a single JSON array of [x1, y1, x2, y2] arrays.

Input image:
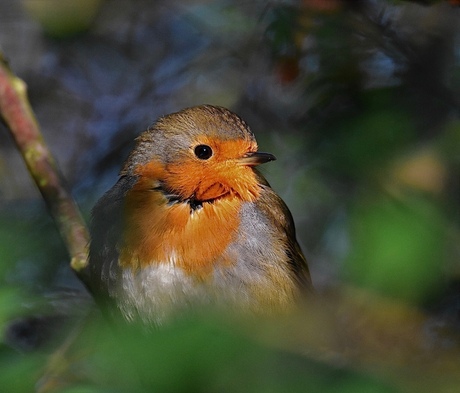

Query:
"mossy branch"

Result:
[[0, 54, 89, 274]]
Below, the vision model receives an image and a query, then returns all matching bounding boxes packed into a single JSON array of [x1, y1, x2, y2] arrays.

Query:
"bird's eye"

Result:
[[194, 144, 213, 160]]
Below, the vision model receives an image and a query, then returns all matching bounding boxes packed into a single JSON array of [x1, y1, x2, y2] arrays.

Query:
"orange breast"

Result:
[[120, 183, 242, 279]]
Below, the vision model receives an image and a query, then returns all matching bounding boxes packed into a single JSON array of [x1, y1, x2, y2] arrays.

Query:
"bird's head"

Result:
[[121, 105, 275, 204]]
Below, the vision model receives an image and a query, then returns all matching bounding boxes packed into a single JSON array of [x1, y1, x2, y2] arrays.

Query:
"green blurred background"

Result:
[[0, 0, 459, 392]]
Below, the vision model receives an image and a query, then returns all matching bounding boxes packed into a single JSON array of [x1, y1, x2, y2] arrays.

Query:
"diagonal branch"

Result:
[[0, 53, 89, 275]]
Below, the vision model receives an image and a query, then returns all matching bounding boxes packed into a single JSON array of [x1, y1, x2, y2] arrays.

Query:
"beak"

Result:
[[237, 151, 276, 166]]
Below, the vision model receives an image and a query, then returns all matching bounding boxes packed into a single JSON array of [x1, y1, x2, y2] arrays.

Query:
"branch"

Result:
[[0, 53, 89, 274]]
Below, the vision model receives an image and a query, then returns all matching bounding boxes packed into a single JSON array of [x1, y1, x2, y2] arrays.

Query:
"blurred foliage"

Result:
[[22, 0, 104, 38], [26, 294, 460, 393], [35, 312, 402, 393], [1, 0, 460, 392], [345, 194, 446, 302]]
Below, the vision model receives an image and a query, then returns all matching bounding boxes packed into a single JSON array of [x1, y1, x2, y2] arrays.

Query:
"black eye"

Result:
[[194, 145, 213, 160]]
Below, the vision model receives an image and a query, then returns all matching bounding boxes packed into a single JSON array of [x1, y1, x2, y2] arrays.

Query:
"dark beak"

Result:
[[237, 151, 276, 166]]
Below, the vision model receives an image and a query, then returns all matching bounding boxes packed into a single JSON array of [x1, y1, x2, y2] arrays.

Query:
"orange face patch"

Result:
[[164, 137, 261, 202]]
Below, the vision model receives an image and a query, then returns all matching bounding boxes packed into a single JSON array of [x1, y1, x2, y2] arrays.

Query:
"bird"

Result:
[[85, 105, 311, 325]]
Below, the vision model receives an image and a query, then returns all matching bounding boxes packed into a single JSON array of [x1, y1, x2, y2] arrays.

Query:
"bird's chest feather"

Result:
[[114, 190, 297, 323], [117, 262, 211, 323], [120, 189, 241, 278], [117, 240, 295, 324]]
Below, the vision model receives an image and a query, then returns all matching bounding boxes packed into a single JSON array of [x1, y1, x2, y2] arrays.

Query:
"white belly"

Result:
[[117, 263, 211, 324]]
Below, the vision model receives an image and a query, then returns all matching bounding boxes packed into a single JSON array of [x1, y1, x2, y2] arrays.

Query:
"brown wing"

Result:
[[254, 171, 312, 293], [84, 175, 138, 311]]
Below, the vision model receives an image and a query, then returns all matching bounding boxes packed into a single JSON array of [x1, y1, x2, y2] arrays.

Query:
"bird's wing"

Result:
[[254, 172, 312, 293], [84, 175, 138, 309]]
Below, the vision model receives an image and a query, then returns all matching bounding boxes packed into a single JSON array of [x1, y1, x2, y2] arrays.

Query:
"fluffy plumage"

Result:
[[86, 105, 311, 324]]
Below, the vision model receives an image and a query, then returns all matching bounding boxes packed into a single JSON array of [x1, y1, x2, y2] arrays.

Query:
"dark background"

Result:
[[0, 1, 459, 392]]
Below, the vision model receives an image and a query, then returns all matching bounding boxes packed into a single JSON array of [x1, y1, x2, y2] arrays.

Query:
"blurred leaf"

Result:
[[344, 194, 446, 302], [0, 346, 43, 393], [57, 387, 104, 393], [388, 147, 447, 194], [439, 119, 460, 164], [65, 314, 399, 393], [22, 0, 103, 38], [0, 288, 27, 332], [0, 205, 68, 288], [323, 108, 414, 178]]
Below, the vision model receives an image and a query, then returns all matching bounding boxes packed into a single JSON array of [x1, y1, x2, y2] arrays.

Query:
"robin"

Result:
[[86, 105, 311, 324]]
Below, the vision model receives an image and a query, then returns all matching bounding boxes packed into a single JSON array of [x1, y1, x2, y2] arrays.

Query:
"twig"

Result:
[[0, 54, 89, 274]]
